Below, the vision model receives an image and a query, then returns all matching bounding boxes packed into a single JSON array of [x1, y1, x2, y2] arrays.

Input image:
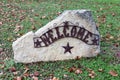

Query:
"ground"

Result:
[[0, 0, 120, 80]]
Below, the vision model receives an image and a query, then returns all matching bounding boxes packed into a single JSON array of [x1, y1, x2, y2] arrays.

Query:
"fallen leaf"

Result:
[[9, 67, 16, 72], [49, 73, 54, 79], [17, 33, 23, 37], [88, 73, 95, 78], [14, 25, 23, 33], [91, 70, 95, 74], [113, 43, 119, 47], [63, 74, 68, 78], [88, 69, 96, 78], [23, 73, 29, 77], [86, 68, 92, 72], [32, 76, 38, 80], [99, 8, 103, 11], [68, 66, 76, 72], [0, 71, 3, 76], [35, 14, 39, 16], [112, 12, 116, 17], [16, 76, 22, 80], [13, 71, 19, 75], [116, 52, 120, 58], [23, 66, 29, 74], [41, 16, 46, 19], [52, 77, 59, 80], [75, 69, 82, 74], [109, 70, 118, 76], [0, 64, 5, 69], [56, 12, 61, 15], [90, 75, 95, 78], [32, 26, 36, 30], [0, 21, 2, 25], [105, 33, 114, 40], [34, 71, 39, 77], [0, 52, 6, 55], [0, 48, 3, 53], [7, 37, 13, 42], [98, 68, 103, 72]]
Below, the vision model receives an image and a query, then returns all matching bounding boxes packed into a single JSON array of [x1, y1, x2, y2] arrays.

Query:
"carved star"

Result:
[[34, 39, 41, 48], [62, 42, 74, 54], [92, 37, 99, 45]]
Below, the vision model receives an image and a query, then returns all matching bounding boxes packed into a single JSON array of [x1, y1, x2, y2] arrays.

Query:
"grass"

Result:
[[0, 0, 120, 80]]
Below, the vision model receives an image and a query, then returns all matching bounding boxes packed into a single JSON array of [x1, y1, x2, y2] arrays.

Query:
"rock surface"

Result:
[[12, 10, 100, 63]]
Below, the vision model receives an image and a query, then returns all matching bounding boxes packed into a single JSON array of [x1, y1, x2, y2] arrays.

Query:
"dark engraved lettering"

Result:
[[40, 33, 51, 46], [47, 29, 57, 43], [55, 27, 64, 39], [83, 31, 93, 43], [63, 21, 70, 37], [76, 27, 86, 40], [71, 26, 77, 37], [33, 21, 100, 48]]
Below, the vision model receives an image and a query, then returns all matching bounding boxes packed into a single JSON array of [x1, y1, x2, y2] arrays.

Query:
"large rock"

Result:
[[12, 10, 100, 63]]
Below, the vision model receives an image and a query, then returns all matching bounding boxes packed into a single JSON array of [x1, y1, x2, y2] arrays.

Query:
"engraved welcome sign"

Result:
[[12, 10, 100, 63]]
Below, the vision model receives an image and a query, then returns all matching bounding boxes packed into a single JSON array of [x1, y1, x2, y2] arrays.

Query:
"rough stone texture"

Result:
[[12, 10, 100, 63]]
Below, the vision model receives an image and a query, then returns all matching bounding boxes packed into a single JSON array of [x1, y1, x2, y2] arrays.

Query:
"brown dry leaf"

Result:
[[35, 14, 39, 16], [97, 15, 106, 23], [88, 70, 96, 78], [34, 71, 39, 77], [32, 26, 36, 30], [41, 15, 46, 19], [105, 33, 114, 40], [17, 33, 23, 37], [9, 67, 16, 72], [116, 51, 120, 58], [109, 70, 118, 76], [7, 37, 13, 42], [88, 73, 95, 78], [16, 76, 22, 80], [49, 73, 54, 79], [112, 12, 116, 17], [98, 68, 103, 72], [23, 66, 29, 74], [13, 71, 19, 75], [23, 73, 29, 77], [29, 73, 34, 77], [32, 76, 38, 80], [0, 71, 3, 76], [30, 18, 34, 22], [107, 24, 112, 28], [0, 48, 3, 53], [63, 74, 68, 78], [0, 21, 3, 25], [68, 66, 77, 72], [56, 12, 61, 16], [52, 77, 59, 80], [86, 68, 92, 72], [14, 25, 23, 33], [0, 64, 5, 69], [75, 69, 82, 74], [99, 8, 103, 11], [90, 75, 95, 78], [113, 43, 119, 47]]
